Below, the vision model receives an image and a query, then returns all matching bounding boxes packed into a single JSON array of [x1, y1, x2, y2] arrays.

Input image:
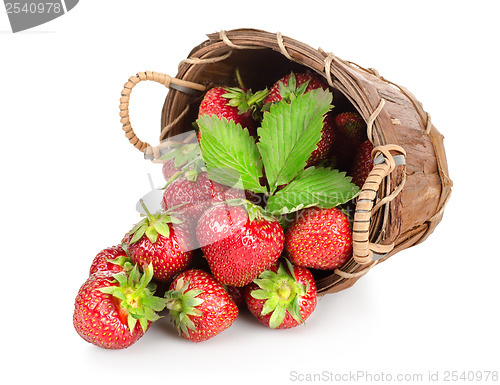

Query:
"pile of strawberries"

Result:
[[73, 71, 374, 349]]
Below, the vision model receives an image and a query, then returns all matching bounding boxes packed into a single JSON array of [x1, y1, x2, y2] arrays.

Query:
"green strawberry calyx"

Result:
[[223, 87, 269, 118], [278, 71, 310, 102], [250, 258, 308, 329], [127, 200, 183, 245], [98, 263, 167, 333], [262, 72, 310, 112], [164, 277, 204, 337], [105, 254, 134, 273], [160, 141, 207, 185]]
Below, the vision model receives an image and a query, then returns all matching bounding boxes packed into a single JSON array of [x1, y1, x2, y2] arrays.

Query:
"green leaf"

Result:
[[129, 218, 147, 235], [269, 303, 287, 329], [130, 224, 147, 244], [286, 297, 304, 324], [145, 226, 158, 244], [266, 167, 359, 215], [127, 313, 138, 333], [261, 297, 279, 316], [113, 272, 129, 288], [142, 295, 168, 312], [138, 317, 149, 333], [197, 115, 266, 193], [250, 289, 272, 300], [254, 278, 276, 292], [257, 88, 333, 194], [184, 297, 204, 307], [153, 221, 170, 238]]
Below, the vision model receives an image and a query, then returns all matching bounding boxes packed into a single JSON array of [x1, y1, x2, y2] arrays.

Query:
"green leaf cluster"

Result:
[[127, 200, 183, 245], [164, 278, 205, 338], [251, 259, 308, 329], [98, 264, 167, 333], [197, 88, 359, 217]]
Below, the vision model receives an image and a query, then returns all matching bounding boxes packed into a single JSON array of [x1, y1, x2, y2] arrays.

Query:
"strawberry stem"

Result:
[[139, 199, 153, 218], [235, 67, 245, 89]]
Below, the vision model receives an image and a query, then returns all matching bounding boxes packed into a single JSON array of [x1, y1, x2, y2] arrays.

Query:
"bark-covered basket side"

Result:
[[160, 28, 452, 295]]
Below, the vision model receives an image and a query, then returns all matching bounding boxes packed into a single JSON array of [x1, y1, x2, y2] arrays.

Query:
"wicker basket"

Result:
[[119, 28, 452, 295]]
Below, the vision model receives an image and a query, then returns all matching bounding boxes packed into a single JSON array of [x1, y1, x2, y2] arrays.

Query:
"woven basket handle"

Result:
[[119, 71, 206, 153], [352, 144, 407, 265]]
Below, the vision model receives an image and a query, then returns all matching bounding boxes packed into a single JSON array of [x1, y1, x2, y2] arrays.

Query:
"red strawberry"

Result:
[[196, 201, 285, 287], [160, 141, 204, 183], [73, 264, 166, 349], [165, 269, 238, 342], [162, 171, 245, 231], [245, 259, 317, 329], [334, 111, 367, 145], [265, 72, 334, 166], [89, 245, 132, 276], [224, 285, 245, 308], [331, 111, 367, 169], [307, 112, 336, 167], [124, 201, 195, 282], [162, 159, 180, 182], [350, 140, 374, 188], [285, 207, 352, 270], [198, 87, 268, 138], [264, 71, 328, 105]]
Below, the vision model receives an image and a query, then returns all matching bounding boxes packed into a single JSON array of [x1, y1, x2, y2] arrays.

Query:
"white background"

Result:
[[1, 1, 499, 383]]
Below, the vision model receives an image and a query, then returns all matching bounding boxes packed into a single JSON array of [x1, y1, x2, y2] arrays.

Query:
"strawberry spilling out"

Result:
[[162, 171, 244, 231], [124, 200, 195, 282], [197, 200, 285, 287], [73, 264, 167, 349], [89, 245, 132, 276], [74, 70, 373, 349], [165, 269, 238, 342], [245, 259, 317, 329]]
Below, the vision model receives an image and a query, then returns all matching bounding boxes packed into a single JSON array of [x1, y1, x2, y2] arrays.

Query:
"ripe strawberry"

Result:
[[265, 72, 334, 166], [334, 111, 367, 145], [307, 111, 336, 167], [89, 245, 132, 276], [350, 140, 374, 188], [73, 264, 166, 349], [331, 111, 367, 169], [196, 200, 285, 287], [162, 171, 245, 231], [264, 71, 328, 105], [198, 87, 268, 138], [160, 141, 204, 183], [124, 201, 195, 282], [165, 269, 238, 342], [162, 159, 180, 182], [285, 207, 352, 270], [224, 285, 245, 308], [245, 259, 317, 329]]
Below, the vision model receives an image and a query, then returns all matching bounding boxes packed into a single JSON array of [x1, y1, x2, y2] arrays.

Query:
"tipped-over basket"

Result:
[[119, 28, 452, 295]]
